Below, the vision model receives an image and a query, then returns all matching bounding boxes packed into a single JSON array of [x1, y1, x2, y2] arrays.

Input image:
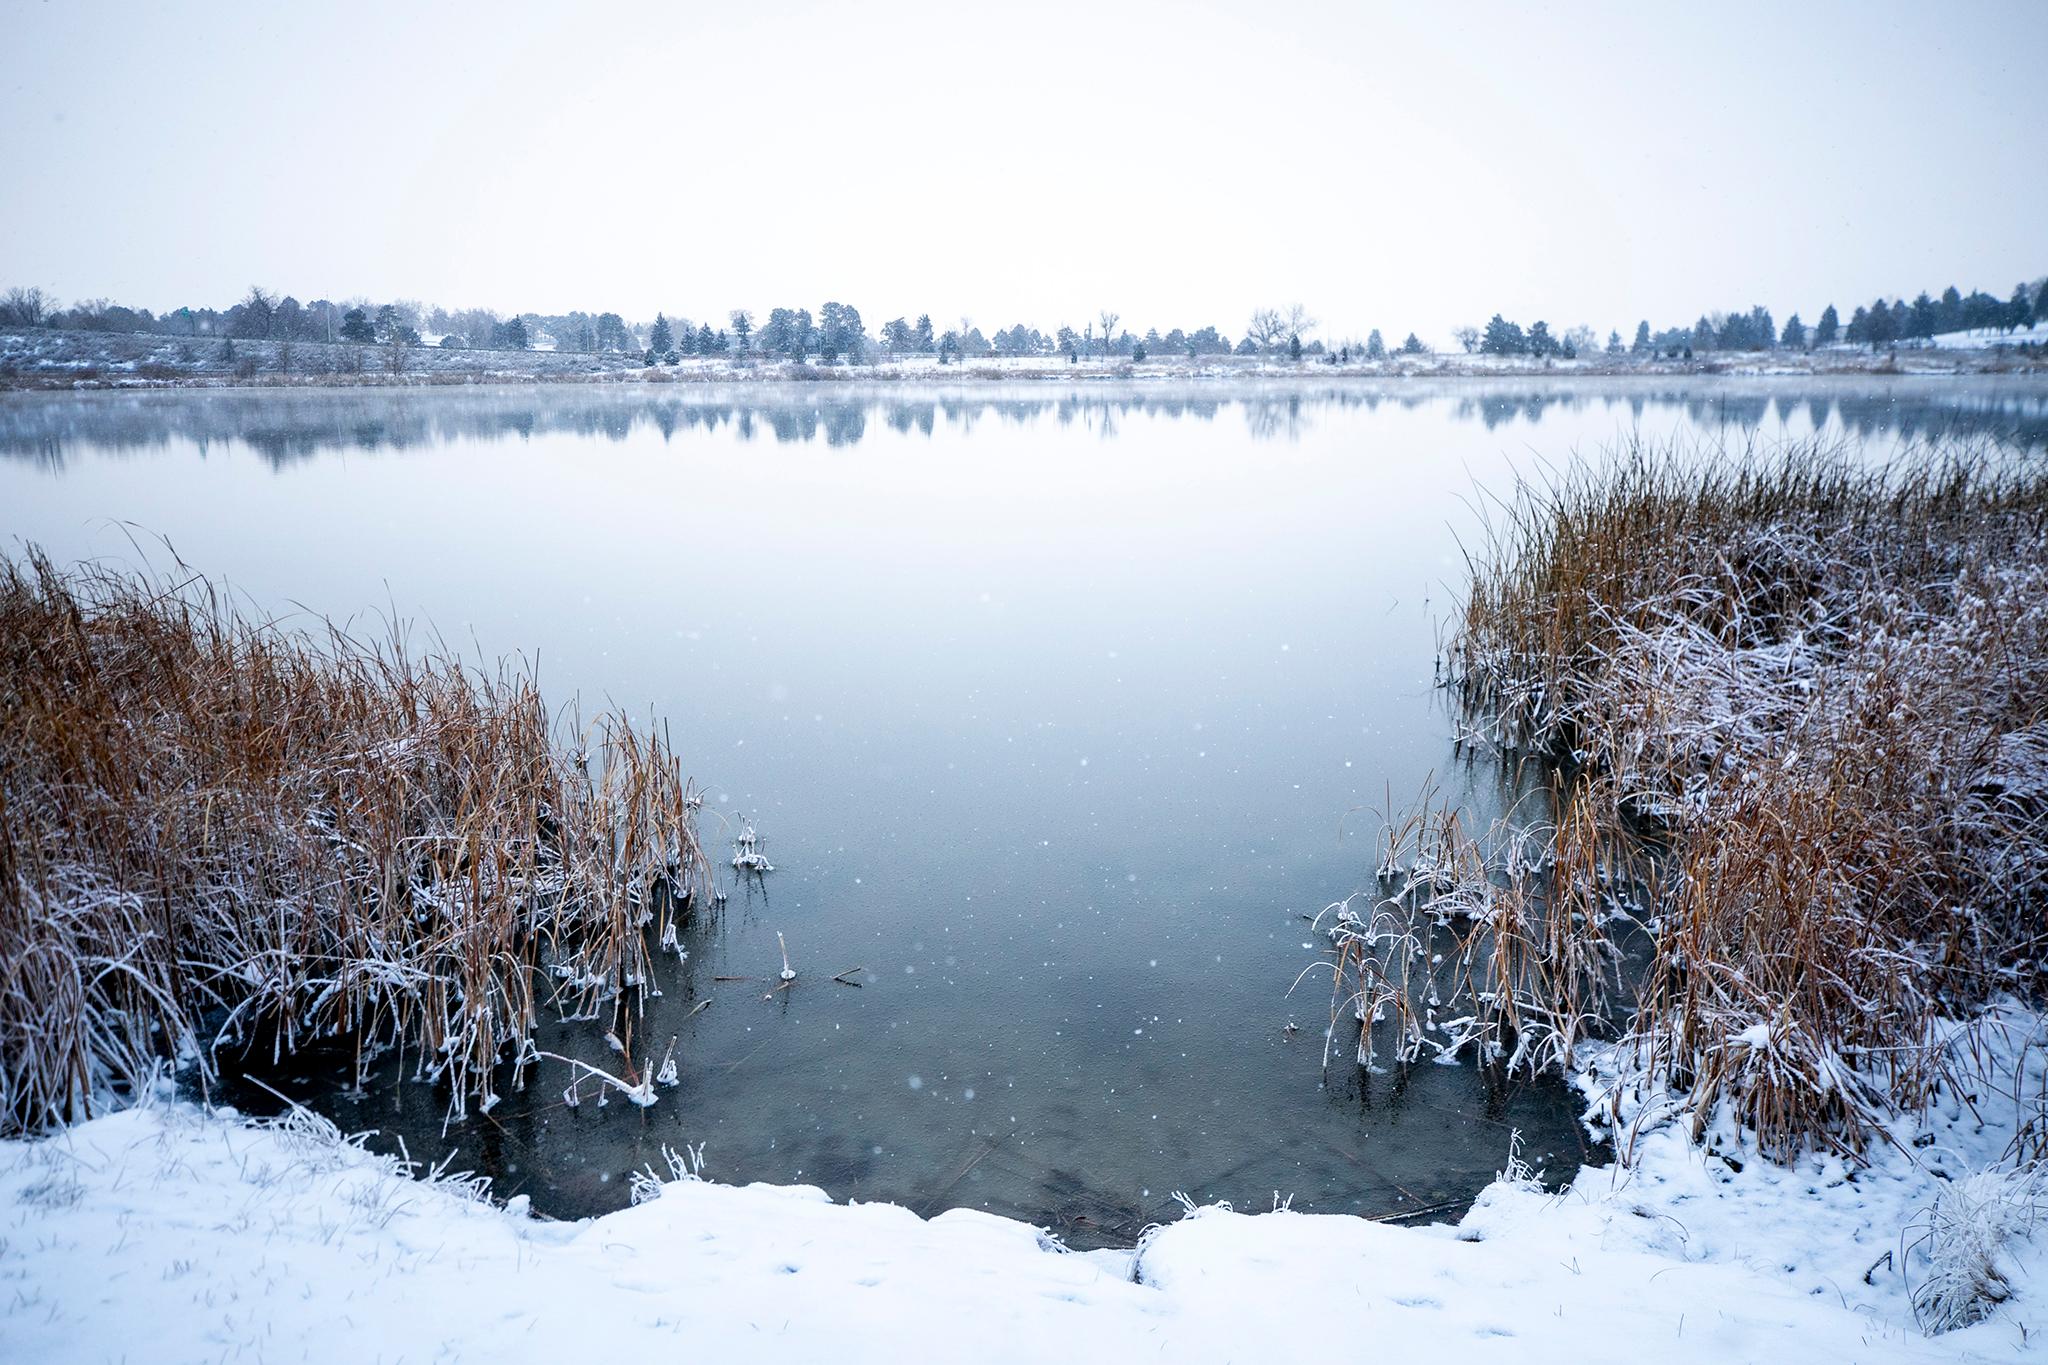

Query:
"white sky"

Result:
[[4, 0, 2044, 343]]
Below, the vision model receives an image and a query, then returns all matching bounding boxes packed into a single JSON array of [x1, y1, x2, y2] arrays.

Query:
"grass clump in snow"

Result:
[[1330, 436, 2048, 1159], [0, 548, 710, 1135]]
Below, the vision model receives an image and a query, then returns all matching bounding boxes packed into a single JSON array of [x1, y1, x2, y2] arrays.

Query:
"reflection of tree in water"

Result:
[[2, 381, 2043, 469], [1241, 394, 1307, 442]]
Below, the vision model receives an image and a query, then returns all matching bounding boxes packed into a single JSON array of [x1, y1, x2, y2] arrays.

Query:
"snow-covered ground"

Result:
[[4, 1009, 2043, 1363]]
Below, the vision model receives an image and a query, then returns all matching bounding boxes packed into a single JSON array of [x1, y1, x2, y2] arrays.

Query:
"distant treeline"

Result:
[[2, 273, 2043, 365], [1466, 279, 2045, 359]]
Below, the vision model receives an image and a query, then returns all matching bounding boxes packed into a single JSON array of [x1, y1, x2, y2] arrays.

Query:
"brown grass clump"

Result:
[[1334, 437, 2048, 1158], [0, 549, 709, 1135]]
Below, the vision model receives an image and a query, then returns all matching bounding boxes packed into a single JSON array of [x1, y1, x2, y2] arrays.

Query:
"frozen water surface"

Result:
[[4, 377, 2043, 1243]]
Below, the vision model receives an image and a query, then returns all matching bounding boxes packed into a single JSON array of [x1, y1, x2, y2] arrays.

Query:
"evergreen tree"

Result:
[[1938, 286, 1964, 334], [1288, 332, 1302, 362], [1691, 315, 1716, 351], [2007, 283, 2035, 332], [1814, 303, 1840, 346], [1607, 330, 1624, 354], [1781, 313, 1807, 349], [1527, 320, 1555, 357], [1631, 320, 1651, 354], [649, 313, 674, 354], [1364, 328, 1386, 360], [729, 309, 753, 351], [1908, 292, 1938, 342], [1749, 306, 1775, 350], [1865, 298, 1897, 351], [912, 314, 935, 352], [339, 307, 375, 344], [1481, 314, 1525, 356], [1400, 333, 1429, 356], [696, 323, 714, 354], [1845, 305, 1870, 347]]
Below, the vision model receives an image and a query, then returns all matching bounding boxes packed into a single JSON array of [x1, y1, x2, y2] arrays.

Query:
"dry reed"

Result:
[[0, 549, 710, 1135], [1330, 437, 2048, 1157]]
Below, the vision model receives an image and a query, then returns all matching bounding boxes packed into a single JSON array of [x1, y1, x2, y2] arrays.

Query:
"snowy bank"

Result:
[[5, 1015, 2044, 1364]]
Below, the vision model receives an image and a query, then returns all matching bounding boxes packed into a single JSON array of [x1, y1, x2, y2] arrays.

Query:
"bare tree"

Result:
[[1096, 310, 1120, 360], [1245, 307, 1285, 354], [1451, 325, 1481, 354], [0, 286, 51, 327], [1282, 303, 1316, 344]]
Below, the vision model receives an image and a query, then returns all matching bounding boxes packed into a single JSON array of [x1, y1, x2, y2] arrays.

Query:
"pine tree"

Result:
[[1814, 304, 1839, 347], [1908, 292, 1938, 342], [649, 313, 674, 354], [1364, 328, 1386, 360], [1631, 321, 1651, 354], [1781, 313, 1806, 349], [2007, 284, 2035, 332], [339, 308, 375, 344], [1938, 286, 1964, 335]]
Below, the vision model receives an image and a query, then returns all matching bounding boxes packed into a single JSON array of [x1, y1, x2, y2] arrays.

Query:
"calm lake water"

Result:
[[5, 377, 2044, 1242]]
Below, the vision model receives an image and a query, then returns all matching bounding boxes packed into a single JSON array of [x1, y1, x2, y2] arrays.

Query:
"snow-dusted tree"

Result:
[[1480, 315, 1524, 356], [1606, 330, 1624, 354], [231, 286, 277, 339], [1452, 324, 1481, 354], [1364, 328, 1386, 360], [1908, 292, 1938, 342], [339, 308, 375, 344], [593, 312, 631, 352], [0, 285, 51, 327], [1245, 308, 1290, 354], [2006, 283, 2034, 332], [1814, 303, 1839, 346], [728, 309, 753, 352], [1399, 332, 1429, 356], [649, 313, 674, 354], [1283, 304, 1316, 346], [1780, 313, 1807, 349], [1527, 320, 1556, 357], [1630, 320, 1651, 354], [1096, 310, 1120, 359], [818, 302, 866, 362], [912, 314, 934, 352], [1937, 286, 1964, 334]]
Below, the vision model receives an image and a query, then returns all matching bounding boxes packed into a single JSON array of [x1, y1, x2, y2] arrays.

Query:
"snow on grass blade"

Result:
[[0, 547, 712, 1134]]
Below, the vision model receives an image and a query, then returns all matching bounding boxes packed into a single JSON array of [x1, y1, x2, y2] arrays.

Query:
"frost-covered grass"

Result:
[[0, 550, 710, 1135], [1330, 437, 2048, 1161], [4, 1010, 2045, 1361]]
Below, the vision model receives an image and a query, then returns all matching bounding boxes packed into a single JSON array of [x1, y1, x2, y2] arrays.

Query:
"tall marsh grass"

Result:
[[0, 550, 710, 1135], [1332, 438, 2048, 1157]]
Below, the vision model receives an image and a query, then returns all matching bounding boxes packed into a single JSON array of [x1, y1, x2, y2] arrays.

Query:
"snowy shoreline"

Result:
[[2, 325, 2042, 393], [3, 1011, 2043, 1363]]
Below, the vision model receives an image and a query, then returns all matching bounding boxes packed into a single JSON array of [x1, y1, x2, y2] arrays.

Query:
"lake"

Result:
[[4, 376, 2043, 1243]]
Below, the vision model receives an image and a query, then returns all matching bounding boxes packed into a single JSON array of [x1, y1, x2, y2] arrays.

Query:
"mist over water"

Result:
[[5, 377, 2043, 1242]]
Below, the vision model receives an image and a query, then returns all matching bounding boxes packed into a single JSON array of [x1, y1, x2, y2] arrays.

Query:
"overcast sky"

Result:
[[5, 0, 2043, 343]]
